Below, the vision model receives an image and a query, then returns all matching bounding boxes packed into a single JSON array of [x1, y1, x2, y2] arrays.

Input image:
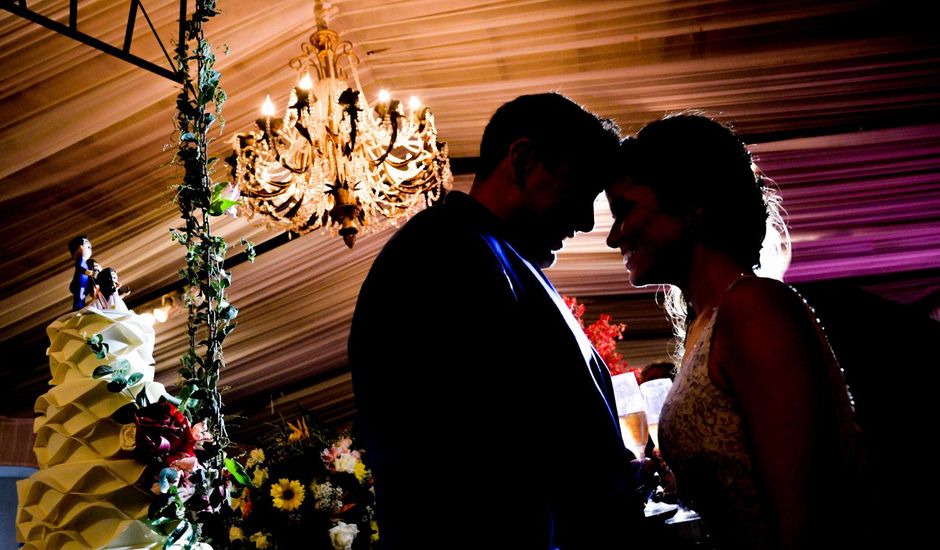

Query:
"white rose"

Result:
[[335, 453, 357, 474], [119, 424, 136, 451], [329, 521, 359, 550]]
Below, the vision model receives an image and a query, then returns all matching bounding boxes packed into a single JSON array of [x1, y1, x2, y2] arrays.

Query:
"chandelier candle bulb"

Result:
[[409, 96, 420, 110], [261, 94, 276, 117]]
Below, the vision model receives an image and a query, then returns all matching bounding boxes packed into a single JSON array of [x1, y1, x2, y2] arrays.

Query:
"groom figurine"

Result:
[[349, 93, 647, 549], [68, 236, 99, 311]]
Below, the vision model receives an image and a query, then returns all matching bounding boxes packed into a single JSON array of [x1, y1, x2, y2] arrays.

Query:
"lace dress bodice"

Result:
[[659, 308, 767, 548]]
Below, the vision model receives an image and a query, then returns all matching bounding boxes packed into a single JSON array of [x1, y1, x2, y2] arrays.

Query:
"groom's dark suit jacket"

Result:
[[349, 191, 645, 549]]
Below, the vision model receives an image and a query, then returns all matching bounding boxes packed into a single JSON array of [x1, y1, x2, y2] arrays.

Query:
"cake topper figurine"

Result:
[[68, 236, 99, 311], [92, 268, 130, 312]]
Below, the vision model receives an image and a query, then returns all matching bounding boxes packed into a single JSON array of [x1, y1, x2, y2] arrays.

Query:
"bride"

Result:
[[604, 112, 871, 548]]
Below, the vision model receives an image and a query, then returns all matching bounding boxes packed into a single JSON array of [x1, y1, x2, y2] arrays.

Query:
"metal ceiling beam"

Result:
[[1, 0, 182, 83]]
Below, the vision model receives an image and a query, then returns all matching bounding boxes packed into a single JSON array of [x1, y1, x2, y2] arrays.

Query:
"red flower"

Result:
[[563, 295, 586, 326], [241, 488, 253, 519], [565, 295, 638, 380], [134, 401, 196, 460]]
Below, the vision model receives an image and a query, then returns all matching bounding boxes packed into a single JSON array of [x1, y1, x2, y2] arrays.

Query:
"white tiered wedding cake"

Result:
[[16, 307, 169, 550]]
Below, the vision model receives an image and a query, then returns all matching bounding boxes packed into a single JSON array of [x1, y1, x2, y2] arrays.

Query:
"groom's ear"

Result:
[[508, 138, 535, 190]]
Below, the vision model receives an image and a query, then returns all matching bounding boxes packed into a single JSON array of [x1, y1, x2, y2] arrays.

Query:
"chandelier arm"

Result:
[[279, 161, 310, 175], [375, 149, 425, 168], [374, 111, 400, 165], [243, 178, 295, 197], [293, 119, 313, 148], [267, 133, 312, 175]]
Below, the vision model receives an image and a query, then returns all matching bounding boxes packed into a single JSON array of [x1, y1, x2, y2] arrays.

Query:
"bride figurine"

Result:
[[92, 267, 129, 312]]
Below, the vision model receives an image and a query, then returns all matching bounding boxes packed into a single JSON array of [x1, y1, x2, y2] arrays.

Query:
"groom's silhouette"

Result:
[[349, 93, 647, 549]]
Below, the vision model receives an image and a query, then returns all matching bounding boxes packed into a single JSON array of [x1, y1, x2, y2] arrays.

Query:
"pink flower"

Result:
[[220, 184, 241, 217], [191, 421, 214, 450], [321, 438, 362, 471], [171, 454, 200, 473]]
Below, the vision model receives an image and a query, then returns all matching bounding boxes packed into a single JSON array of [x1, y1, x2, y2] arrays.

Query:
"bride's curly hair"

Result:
[[619, 112, 790, 360]]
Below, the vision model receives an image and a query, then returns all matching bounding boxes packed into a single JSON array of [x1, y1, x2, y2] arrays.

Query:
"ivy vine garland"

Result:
[[155, 0, 254, 546]]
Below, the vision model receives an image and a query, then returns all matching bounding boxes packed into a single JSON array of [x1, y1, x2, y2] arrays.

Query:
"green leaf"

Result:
[[107, 378, 127, 392], [94, 343, 109, 360], [92, 365, 114, 378], [220, 305, 238, 320], [224, 457, 253, 488], [210, 181, 227, 200], [127, 372, 144, 385], [189, 388, 208, 401], [208, 198, 238, 216], [178, 384, 197, 401], [241, 239, 256, 263]]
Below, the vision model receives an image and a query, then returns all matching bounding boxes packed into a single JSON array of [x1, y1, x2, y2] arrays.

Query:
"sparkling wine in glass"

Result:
[[611, 373, 649, 459], [640, 378, 673, 450], [619, 410, 649, 459]]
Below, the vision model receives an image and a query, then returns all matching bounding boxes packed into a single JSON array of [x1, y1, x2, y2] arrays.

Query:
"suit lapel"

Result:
[[491, 236, 621, 430]]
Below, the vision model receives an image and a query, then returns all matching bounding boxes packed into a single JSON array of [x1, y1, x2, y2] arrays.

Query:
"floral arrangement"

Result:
[[564, 295, 639, 380], [132, 400, 227, 537], [224, 415, 377, 550], [87, 339, 228, 548]]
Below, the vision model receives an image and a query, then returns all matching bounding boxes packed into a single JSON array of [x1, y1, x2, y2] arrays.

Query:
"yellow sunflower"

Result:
[[270, 478, 305, 511]]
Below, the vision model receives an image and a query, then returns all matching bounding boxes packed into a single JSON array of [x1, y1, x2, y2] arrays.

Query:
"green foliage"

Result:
[[164, 2, 251, 547], [86, 334, 109, 359]]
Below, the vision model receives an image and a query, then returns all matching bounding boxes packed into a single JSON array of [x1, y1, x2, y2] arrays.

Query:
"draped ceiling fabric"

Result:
[[1, 0, 938, 438]]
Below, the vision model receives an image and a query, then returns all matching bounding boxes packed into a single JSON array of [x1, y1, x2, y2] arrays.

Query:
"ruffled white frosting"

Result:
[[17, 307, 170, 550]]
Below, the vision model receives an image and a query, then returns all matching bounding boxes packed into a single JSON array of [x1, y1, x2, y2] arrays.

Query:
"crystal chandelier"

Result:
[[229, 2, 452, 248]]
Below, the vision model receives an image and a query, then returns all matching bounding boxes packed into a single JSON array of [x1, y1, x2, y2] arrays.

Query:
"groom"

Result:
[[349, 93, 647, 549]]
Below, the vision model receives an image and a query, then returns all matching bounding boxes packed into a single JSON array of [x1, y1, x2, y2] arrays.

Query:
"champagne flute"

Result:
[[610, 373, 648, 460], [640, 378, 676, 516], [640, 378, 673, 451]]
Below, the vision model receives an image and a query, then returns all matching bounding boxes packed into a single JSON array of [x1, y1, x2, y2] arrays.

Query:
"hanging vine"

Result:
[[152, 0, 254, 546]]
